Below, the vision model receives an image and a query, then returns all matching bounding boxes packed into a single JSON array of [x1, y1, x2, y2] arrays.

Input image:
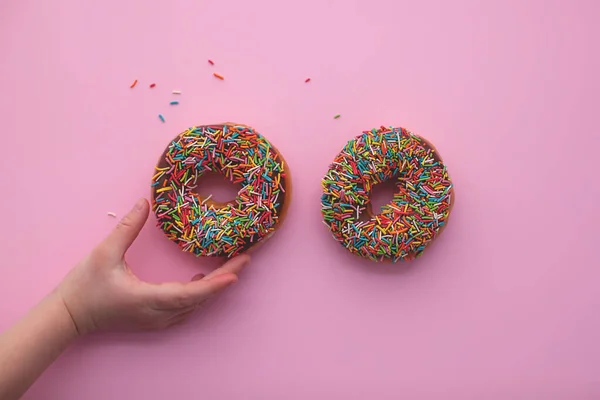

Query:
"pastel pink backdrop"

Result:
[[1, 0, 599, 398]]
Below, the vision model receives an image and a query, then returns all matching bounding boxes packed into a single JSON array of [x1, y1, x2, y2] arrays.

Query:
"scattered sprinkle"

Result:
[[208, 59, 215, 65], [213, 73, 225, 80], [321, 126, 453, 262], [107, 212, 117, 218], [305, 78, 311, 83], [172, 90, 182, 94], [158, 114, 165, 122], [150, 83, 156, 88], [152, 124, 288, 258], [130, 79, 138, 88], [170, 101, 179, 105], [334, 114, 341, 119]]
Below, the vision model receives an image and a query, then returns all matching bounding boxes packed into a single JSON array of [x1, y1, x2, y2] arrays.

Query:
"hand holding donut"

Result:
[[57, 198, 249, 335]]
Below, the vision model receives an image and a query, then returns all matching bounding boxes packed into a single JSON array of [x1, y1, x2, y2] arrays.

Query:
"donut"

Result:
[[321, 126, 454, 262], [151, 123, 291, 257]]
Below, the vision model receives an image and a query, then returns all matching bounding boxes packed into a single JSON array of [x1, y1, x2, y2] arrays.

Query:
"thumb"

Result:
[[103, 198, 150, 257]]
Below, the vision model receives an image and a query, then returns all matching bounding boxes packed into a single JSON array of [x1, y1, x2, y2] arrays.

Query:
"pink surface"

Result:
[[1, 0, 599, 398]]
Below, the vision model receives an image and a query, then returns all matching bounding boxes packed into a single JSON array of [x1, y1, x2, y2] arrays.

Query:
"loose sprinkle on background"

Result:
[[305, 78, 311, 83], [213, 73, 225, 80], [130, 79, 138, 88], [170, 101, 179, 105], [107, 212, 117, 218], [150, 83, 156, 88], [158, 114, 165, 122], [334, 114, 341, 119], [172, 90, 182, 94], [208, 59, 215, 65]]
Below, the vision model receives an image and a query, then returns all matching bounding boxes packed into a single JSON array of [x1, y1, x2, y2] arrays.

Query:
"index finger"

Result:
[[145, 273, 238, 310], [201, 254, 250, 281]]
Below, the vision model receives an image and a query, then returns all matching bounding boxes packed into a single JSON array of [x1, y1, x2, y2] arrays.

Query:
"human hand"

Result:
[[57, 198, 249, 335]]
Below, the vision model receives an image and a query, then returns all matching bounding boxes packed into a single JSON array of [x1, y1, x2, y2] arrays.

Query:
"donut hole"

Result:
[[191, 171, 243, 204], [369, 179, 397, 214]]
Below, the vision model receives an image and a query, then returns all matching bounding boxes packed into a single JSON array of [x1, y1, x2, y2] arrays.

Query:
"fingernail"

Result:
[[191, 273, 205, 281], [134, 198, 146, 211]]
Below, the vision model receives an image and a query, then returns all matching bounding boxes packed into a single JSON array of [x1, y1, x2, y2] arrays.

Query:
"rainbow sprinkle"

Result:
[[170, 101, 179, 105], [152, 124, 288, 257], [321, 126, 453, 262], [158, 114, 165, 122]]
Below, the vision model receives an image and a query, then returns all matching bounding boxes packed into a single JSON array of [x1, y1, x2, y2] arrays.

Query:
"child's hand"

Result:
[[57, 198, 249, 335]]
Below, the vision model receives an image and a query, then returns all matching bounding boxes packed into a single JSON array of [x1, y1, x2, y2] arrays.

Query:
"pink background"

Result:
[[1, 0, 600, 398]]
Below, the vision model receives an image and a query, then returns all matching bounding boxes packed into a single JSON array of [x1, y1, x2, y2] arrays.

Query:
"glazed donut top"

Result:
[[321, 126, 453, 262], [152, 124, 288, 258]]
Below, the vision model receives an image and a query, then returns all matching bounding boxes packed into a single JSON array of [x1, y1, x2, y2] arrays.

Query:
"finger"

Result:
[[169, 308, 196, 321], [146, 273, 238, 309], [168, 314, 193, 327], [103, 198, 150, 257], [201, 254, 250, 281], [156, 303, 198, 313]]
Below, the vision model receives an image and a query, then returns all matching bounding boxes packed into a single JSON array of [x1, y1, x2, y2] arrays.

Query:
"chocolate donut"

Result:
[[152, 123, 291, 257]]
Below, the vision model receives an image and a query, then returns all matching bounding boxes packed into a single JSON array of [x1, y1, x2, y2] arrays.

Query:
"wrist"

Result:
[[47, 290, 82, 340]]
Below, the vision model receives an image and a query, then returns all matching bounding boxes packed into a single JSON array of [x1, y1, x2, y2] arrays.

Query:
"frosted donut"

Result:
[[321, 126, 454, 262], [152, 123, 290, 257]]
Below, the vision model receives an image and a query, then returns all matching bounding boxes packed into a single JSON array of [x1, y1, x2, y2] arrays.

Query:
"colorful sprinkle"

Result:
[[158, 114, 165, 122], [305, 78, 311, 83], [172, 90, 182, 94], [321, 126, 453, 262], [208, 59, 215, 65], [107, 212, 117, 218], [130, 79, 138, 88], [170, 101, 179, 105], [152, 124, 288, 258], [150, 83, 156, 88], [334, 114, 341, 119], [213, 73, 225, 80]]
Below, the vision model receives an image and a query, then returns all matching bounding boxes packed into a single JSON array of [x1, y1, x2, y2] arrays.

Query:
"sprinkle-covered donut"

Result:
[[152, 123, 290, 258], [321, 126, 454, 262]]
